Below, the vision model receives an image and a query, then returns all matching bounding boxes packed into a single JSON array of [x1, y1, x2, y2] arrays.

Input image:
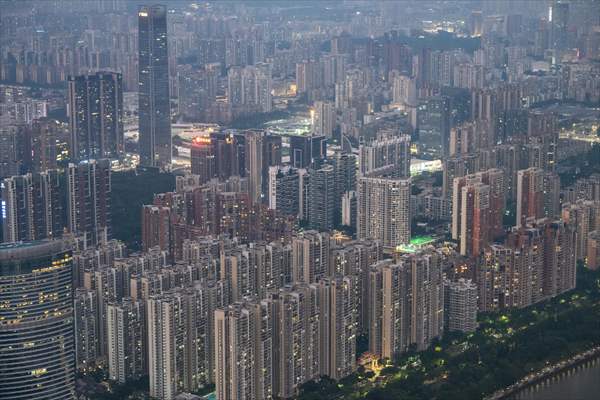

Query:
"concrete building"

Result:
[[1, 170, 63, 243], [357, 176, 411, 248], [214, 300, 273, 400], [312, 101, 335, 137], [317, 276, 357, 381], [358, 135, 411, 178], [107, 298, 145, 383], [444, 279, 478, 333], [369, 249, 444, 360], [75, 288, 100, 370], [516, 168, 560, 228], [292, 230, 330, 284], [451, 169, 505, 257], [268, 284, 320, 398], [67, 159, 111, 247]]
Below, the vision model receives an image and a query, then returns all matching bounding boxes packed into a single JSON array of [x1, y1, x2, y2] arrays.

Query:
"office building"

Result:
[[357, 176, 411, 247], [289, 135, 327, 169], [0, 240, 75, 400], [416, 96, 451, 159], [138, 5, 171, 167], [68, 72, 123, 160], [190, 136, 216, 183]]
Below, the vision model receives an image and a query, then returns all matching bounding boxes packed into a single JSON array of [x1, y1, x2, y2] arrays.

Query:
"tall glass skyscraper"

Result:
[[138, 4, 171, 168], [0, 240, 75, 400]]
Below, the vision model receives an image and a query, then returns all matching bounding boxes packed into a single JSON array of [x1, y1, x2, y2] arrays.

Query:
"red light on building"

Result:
[[192, 136, 211, 145]]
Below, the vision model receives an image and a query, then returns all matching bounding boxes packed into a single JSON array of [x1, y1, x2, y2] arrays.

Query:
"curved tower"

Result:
[[0, 240, 75, 400]]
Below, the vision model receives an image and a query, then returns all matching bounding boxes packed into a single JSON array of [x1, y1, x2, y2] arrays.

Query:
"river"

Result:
[[511, 357, 600, 400]]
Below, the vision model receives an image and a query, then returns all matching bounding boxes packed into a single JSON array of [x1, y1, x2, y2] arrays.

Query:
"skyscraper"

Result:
[[289, 135, 327, 169], [451, 169, 505, 257], [190, 132, 246, 183], [268, 284, 320, 398], [147, 294, 180, 400], [480, 219, 576, 312], [1, 170, 63, 243], [516, 167, 560, 228], [417, 96, 451, 159], [68, 72, 123, 161], [268, 165, 307, 218], [368, 251, 444, 359], [0, 240, 76, 400], [138, 5, 171, 167], [214, 301, 273, 400], [358, 135, 411, 178], [245, 130, 264, 204], [308, 164, 336, 231], [444, 278, 478, 333], [67, 159, 111, 246], [317, 276, 357, 381], [312, 101, 336, 137], [291, 230, 330, 283], [107, 298, 145, 383], [357, 176, 411, 247], [22, 118, 59, 173], [74, 288, 100, 371], [0, 125, 19, 178]]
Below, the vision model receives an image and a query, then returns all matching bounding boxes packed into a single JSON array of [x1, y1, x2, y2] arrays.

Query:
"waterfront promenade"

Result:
[[485, 346, 600, 400]]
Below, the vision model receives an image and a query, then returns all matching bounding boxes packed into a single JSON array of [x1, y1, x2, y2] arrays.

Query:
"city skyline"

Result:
[[1, 1, 600, 400]]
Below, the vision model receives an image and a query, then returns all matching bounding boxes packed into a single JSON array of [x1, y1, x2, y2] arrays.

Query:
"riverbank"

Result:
[[485, 346, 600, 400], [515, 357, 600, 400]]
